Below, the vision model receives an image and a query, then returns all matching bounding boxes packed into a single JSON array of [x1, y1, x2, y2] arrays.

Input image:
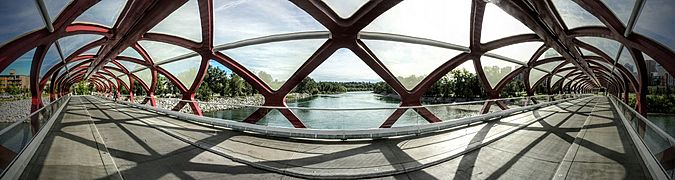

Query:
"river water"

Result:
[[647, 114, 675, 138], [203, 91, 480, 129]]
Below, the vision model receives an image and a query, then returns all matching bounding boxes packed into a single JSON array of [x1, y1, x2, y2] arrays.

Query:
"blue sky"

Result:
[[1, 0, 673, 86]]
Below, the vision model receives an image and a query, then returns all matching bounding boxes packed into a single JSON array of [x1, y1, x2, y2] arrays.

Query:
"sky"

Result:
[[1, 0, 673, 88]]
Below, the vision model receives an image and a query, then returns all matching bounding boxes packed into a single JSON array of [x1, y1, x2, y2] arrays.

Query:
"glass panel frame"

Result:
[[481, 56, 521, 89], [481, 3, 535, 43], [138, 40, 192, 64], [322, 0, 369, 19], [57, 34, 103, 58], [0, 1, 46, 46], [307, 48, 382, 82], [158, 56, 202, 88], [73, 0, 126, 27], [220, 39, 325, 90], [362, 0, 471, 47], [529, 69, 548, 88], [149, 0, 202, 42], [362, 40, 462, 90], [488, 42, 544, 63], [212, 0, 326, 45], [551, 0, 604, 29]]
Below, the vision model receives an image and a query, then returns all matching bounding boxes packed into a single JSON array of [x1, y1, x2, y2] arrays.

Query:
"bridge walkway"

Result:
[[19, 96, 649, 179]]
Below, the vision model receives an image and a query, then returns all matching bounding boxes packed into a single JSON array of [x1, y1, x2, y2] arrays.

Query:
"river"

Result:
[[203, 91, 479, 129], [647, 114, 675, 138]]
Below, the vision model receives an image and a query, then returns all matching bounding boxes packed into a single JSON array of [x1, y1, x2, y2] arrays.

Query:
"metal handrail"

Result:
[[107, 94, 591, 139], [129, 94, 571, 111], [607, 95, 674, 180], [0, 95, 70, 137], [609, 95, 675, 144]]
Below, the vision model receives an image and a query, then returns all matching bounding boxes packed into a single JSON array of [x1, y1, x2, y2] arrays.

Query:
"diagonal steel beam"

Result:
[[84, 0, 188, 79]]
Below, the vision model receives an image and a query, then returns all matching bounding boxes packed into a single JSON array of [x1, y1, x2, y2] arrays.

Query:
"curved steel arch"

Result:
[[1, 0, 673, 128]]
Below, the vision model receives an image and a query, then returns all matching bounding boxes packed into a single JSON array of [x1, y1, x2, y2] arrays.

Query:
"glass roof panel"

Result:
[[481, 3, 535, 43], [564, 74, 579, 86], [537, 48, 562, 60], [1, 48, 35, 76], [213, 0, 326, 45], [74, 0, 126, 27], [551, 0, 604, 29], [579, 48, 600, 57], [133, 69, 152, 87], [537, 61, 563, 72], [57, 34, 103, 58], [556, 69, 572, 78], [363, 0, 471, 46], [117, 60, 141, 72], [65, 59, 85, 70], [481, 56, 521, 89], [39, 44, 62, 79], [149, 0, 201, 42], [455, 60, 476, 74], [529, 69, 548, 88], [560, 63, 575, 70], [56, 67, 67, 80], [617, 47, 638, 78], [487, 42, 543, 63], [109, 68, 123, 77], [44, 0, 72, 22], [363, 40, 462, 90], [82, 46, 100, 55], [119, 75, 130, 87], [551, 75, 563, 87], [221, 39, 325, 90], [0, 1, 46, 46], [577, 37, 621, 60], [118, 47, 143, 59], [322, 0, 368, 18], [600, 0, 635, 26], [569, 78, 581, 87], [634, 0, 675, 51], [103, 62, 118, 69], [308, 48, 381, 82], [158, 56, 201, 88], [138, 41, 192, 63], [110, 75, 120, 88], [594, 60, 614, 70]]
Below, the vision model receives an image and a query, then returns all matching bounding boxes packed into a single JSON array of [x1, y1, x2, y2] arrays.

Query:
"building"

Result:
[[0, 69, 30, 93], [656, 64, 675, 87]]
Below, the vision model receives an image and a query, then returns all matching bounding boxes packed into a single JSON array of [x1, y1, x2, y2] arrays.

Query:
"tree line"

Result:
[[117, 65, 542, 101]]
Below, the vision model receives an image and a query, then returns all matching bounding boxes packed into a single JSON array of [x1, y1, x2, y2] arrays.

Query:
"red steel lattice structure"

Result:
[[0, 0, 674, 129]]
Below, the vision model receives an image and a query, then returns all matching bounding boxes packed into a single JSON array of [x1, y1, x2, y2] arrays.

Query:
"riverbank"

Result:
[[0, 99, 51, 122], [378, 93, 485, 104], [154, 93, 312, 114]]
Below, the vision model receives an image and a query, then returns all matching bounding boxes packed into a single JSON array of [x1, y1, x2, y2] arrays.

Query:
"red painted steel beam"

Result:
[[86, 0, 188, 79]]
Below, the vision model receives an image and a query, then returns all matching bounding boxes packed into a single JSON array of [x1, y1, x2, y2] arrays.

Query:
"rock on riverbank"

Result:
[[153, 93, 312, 114], [0, 99, 51, 122]]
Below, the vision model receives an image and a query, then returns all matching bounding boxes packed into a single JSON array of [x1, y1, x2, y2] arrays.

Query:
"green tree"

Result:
[[229, 73, 245, 96]]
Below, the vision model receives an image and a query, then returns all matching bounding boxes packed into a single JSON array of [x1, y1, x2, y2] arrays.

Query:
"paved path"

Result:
[[20, 96, 649, 179]]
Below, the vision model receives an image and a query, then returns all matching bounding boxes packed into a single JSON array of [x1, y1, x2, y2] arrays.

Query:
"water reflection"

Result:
[[203, 92, 481, 129]]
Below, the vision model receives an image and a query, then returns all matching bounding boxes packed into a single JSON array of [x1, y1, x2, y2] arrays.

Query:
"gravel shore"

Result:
[[0, 99, 51, 122], [153, 93, 312, 114]]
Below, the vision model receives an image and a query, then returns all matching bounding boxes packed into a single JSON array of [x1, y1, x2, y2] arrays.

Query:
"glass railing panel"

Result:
[[289, 109, 397, 129], [610, 95, 675, 178], [0, 121, 34, 154], [391, 108, 431, 128], [0, 96, 68, 173], [426, 101, 483, 121]]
